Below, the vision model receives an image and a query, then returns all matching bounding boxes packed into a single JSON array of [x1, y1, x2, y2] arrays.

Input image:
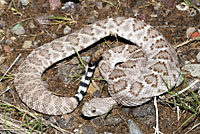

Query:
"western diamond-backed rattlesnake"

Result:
[[14, 17, 182, 115]]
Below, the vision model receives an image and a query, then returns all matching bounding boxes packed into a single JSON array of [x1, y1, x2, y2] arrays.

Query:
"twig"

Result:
[[172, 79, 199, 97], [0, 100, 73, 134], [175, 38, 200, 49], [185, 122, 200, 134], [0, 54, 21, 82], [0, 85, 11, 96], [154, 97, 163, 134]]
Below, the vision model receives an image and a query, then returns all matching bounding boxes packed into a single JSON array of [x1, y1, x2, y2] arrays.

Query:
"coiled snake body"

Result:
[[14, 17, 182, 115]]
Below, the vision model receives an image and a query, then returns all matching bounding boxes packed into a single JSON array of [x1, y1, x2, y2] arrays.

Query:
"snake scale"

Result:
[[14, 17, 182, 115]]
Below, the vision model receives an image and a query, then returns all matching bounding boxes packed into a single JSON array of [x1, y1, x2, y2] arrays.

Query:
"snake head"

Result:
[[82, 97, 116, 117]]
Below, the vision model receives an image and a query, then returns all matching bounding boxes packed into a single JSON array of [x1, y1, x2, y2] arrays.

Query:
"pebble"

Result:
[[0, 65, 8, 72], [0, 0, 7, 8], [35, 16, 50, 25], [49, 0, 61, 10], [81, 56, 91, 63], [58, 118, 66, 128], [3, 45, 11, 53], [162, 0, 175, 7], [10, 36, 17, 41], [154, 2, 161, 10], [0, 56, 6, 64], [57, 63, 81, 82], [92, 117, 102, 126], [66, 116, 74, 129], [11, 23, 25, 35], [0, 19, 5, 28], [104, 132, 112, 134], [186, 27, 196, 39], [87, 16, 96, 24], [1, 97, 11, 103], [18, 0, 29, 6], [42, 81, 49, 88], [131, 103, 155, 117], [82, 125, 95, 134], [5, 39, 12, 45], [96, 2, 103, 9], [28, 21, 36, 29], [183, 64, 200, 78], [128, 119, 142, 134], [62, 1, 76, 10], [197, 52, 200, 62], [22, 40, 32, 49], [74, 128, 81, 134], [63, 25, 71, 35], [103, 115, 123, 126]]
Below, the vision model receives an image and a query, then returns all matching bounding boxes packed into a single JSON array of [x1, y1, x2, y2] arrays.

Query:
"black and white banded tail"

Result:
[[73, 61, 96, 103]]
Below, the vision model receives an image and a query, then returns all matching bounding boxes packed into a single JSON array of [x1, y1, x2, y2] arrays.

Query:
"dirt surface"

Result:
[[0, 0, 200, 134]]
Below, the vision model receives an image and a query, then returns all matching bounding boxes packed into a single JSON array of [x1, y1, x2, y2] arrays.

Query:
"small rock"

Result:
[[62, 1, 76, 10], [22, 40, 32, 49], [183, 64, 200, 78], [104, 132, 112, 134], [66, 116, 74, 129], [18, 0, 29, 6], [0, 65, 8, 72], [0, 19, 5, 28], [57, 63, 81, 83], [197, 52, 200, 62], [10, 36, 17, 41], [74, 128, 81, 134], [104, 115, 123, 126], [1, 97, 11, 103], [131, 103, 155, 117], [162, 0, 175, 7], [3, 45, 11, 53], [11, 23, 25, 35], [186, 27, 200, 39], [5, 39, 13, 45], [92, 117, 102, 126], [63, 25, 71, 35], [58, 118, 66, 128], [51, 33, 57, 39], [96, 2, 103, 9], [87, 16, 96, 24], [104, 5, 112, 11], [82, 125, 95, 134], [49, 0, 61, 10], [0, 56, 6, 64], [128, 119, 142, 134], [81, 56, 91, 63], [0, 0, 7, 8], [28, 21, 36, 29], [92, 90, 101, 97], [154, 2, 161, 10], [36, 16, 50, 25], [43, 81, 49, 88]]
